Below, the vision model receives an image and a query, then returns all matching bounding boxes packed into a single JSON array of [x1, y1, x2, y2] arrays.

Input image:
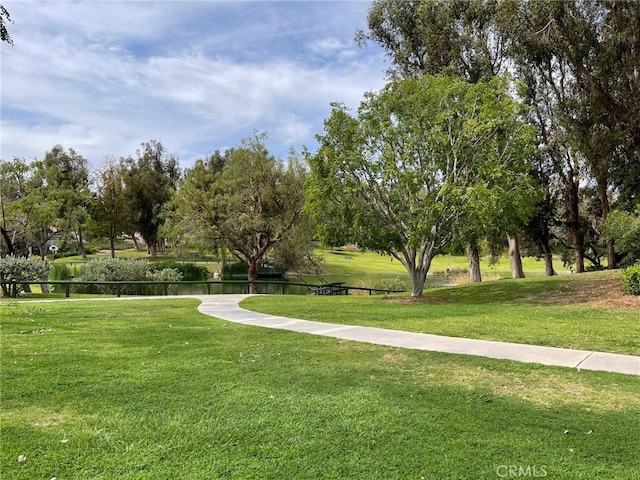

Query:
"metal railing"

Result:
[[7, 280, 405, 298]]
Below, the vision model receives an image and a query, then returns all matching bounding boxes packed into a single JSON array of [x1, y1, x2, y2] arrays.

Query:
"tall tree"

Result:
[[122, 140, 180, 258], [89, 156, 128, 258], [496, 0, 640, 270], [41, 145, 91, 259], [307, 75, 536, 297], [168, 134, 307, 293], [357, 0, 506, 81], [358, 0, 537, 280]]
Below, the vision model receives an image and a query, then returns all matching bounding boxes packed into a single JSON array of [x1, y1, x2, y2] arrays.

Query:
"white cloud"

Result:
[[0, 1, 387, 167]]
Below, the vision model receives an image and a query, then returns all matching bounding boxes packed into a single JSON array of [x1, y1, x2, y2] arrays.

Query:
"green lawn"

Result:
[[1, 298, 639, 479], [314, 248, 561, 277], [241, 272, 640, 356]]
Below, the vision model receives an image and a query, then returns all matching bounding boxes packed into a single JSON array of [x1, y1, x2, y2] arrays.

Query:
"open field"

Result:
[[1, 297, 639, 479]]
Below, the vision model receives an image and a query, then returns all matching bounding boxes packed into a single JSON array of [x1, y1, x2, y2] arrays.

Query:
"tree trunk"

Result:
[[149, 240, 157, 258], [566, 174, 585, 273], [248, 260, 259, 294], [77, 224, 87, 260], [467, 242, 482, 283], [606, 238, 616, 270], [507, 234, 525, 279], [541, 242, 557, 276], [109, 234, 116, 259], [410, 268, 427, 297], [1, 226, 16, 256], [129, 232, 140, 250], [597, 175, 616, 269]]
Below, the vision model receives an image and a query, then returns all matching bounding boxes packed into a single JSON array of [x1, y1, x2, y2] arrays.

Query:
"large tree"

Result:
[[357, 0, 506, 81], [359, 0, 640, 275], [41, 145, 91, 259], [168, 134, 307, 293], [496, 0, 640, 270], [89, 156, 129, 258], [122, 141, 180, 258], [306, 75, 537, 297], [358, 0, 538, 281]]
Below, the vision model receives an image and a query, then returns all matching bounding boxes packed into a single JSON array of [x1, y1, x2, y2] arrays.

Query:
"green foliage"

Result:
[[151, 260, 209, 281], [145, 267, 183, 295], [48, 262, 72, 281], [622, 262, 640, 296], [380, 276, 407, 292], [168, 134, 307, 289], [41, 145, 91, 258], [122, 140, 181, 257], [88, 157, 129, 256], [0, 4, 12, 45], [0, 157, 57, 257], [0, 255, 50, 296], [306, 75, 537, 296], [77, 257, 183, 295], [222, 261, 248, 279], [603, 209, 640, 267]]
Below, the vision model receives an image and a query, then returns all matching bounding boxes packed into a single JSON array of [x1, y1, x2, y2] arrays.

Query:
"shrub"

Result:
[[380, 276, 408, 292], [77, 258, 183, 295], [49, 263, 73, 281], [151, 261, 209, 281], [145, 267, 183, 295], [622, 262, 640, 296], [0, 256, 50, 297]]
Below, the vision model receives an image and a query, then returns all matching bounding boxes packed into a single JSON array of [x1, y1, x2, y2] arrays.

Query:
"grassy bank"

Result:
[[241, 271, 640, 356], [1, 298, 639, 479]]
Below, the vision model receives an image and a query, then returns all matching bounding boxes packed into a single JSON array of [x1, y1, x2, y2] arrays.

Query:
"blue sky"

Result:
[[0, 1, 387, 168]]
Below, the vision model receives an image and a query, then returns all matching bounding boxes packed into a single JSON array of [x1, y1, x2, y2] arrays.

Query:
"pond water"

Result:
[[156, 273, 452, 296]]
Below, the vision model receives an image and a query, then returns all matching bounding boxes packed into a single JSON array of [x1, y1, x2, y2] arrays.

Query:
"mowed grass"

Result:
[[1, 299, 639, 479], [241, 271, 640, 356], [315, 248, 560, 277]]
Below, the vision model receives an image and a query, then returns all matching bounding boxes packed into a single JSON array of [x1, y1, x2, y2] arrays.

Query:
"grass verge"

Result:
[[1, 298, 639, 479]]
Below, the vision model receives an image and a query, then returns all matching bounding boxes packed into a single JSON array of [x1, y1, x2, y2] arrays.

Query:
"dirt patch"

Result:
[[527, 272, 640, 310], [383, 271, 640, 309]]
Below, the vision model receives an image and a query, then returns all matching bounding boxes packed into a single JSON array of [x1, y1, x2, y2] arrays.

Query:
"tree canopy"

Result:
[[122, 140, 180, 258], [167, 134, 307, 292], [306, 75, 537, 296], [358, 0, 640, 273]]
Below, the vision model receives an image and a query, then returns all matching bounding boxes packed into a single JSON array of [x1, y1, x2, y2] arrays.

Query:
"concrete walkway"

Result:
[[195, 295, 640, 377]]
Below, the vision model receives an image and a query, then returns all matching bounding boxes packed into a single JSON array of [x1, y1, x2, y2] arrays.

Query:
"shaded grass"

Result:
[[1, 299, 639, 479], [241, 273, 640, 356]]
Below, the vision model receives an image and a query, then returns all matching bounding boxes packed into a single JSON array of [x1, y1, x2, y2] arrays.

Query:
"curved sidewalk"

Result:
[[196, 295, 640, 377]]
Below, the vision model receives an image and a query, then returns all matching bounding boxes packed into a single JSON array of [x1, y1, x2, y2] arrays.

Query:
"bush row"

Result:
[[73, 258, 183, 295], [622, 261, 640, 296]]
